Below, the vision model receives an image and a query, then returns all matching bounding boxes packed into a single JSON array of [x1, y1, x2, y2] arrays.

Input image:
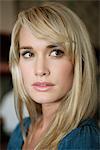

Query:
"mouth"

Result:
[[32, 82, 55, 92]]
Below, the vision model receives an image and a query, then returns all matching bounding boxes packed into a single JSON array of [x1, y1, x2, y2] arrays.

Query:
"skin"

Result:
[[19, 26, 74, 148]]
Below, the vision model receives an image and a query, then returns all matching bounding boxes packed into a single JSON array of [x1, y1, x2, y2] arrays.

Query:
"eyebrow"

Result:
[[47, 44, 58, 48], [19, 46, 33, 50], [19, 44, 59, 50]]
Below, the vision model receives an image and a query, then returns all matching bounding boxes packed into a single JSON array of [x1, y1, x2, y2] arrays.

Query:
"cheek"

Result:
[[61, 65, 73, 78], [61, 68, 73, 84], [19, 63, 32, 84], [53, 61, 74, 89]]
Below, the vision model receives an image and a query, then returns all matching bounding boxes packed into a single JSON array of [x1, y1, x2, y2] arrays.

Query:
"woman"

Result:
[[7, 2, 99, 150]]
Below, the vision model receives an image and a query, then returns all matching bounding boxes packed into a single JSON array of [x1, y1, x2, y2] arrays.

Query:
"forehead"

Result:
[[19, 26, 63, 49], [19, 26, 48, 45]]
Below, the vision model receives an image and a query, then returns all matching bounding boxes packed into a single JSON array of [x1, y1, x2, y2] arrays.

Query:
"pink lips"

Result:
[[32, 82, 54, 92]]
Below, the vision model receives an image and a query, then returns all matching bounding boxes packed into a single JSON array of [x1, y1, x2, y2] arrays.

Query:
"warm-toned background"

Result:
[[0, 1, 100, 149]]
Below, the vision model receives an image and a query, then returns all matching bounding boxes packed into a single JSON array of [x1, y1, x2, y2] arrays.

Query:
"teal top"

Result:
[[7, 117, 100, 150]]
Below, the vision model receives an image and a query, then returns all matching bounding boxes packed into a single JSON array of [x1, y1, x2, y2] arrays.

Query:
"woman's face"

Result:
[[19, 26, 74, 105]]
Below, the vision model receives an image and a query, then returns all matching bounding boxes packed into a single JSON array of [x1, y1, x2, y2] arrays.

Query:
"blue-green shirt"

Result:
[[7, 118, 100, 150]]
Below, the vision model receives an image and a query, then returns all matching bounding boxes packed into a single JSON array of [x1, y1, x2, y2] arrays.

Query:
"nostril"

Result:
[[43, 73, 46, 75], [35, 70, 50, 76]]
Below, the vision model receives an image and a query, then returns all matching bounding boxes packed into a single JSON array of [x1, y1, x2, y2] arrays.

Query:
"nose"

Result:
[[35, 56, 50, 77]]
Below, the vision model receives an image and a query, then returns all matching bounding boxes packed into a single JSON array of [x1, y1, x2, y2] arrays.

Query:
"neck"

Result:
[[40, 102, 60, 130]]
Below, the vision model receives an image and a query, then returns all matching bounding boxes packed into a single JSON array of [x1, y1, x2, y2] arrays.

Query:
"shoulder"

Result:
[[58, 118, 100, 150], [7, 117, 31, 150]]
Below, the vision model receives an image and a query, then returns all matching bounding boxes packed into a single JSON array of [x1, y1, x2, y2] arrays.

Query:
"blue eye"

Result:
[[20, 51, 34, 58], [50, 49, 64, 57]]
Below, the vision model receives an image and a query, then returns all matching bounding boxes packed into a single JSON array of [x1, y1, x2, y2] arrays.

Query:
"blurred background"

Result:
[[0, 0, 100, 149]]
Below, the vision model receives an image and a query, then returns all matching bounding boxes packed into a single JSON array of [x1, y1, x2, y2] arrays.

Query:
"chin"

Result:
[[31, 95, 59, 104]]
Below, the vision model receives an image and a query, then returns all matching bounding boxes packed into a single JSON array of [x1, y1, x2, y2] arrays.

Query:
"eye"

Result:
[[20, 50, 34, 59], [50, 49, 64, 57]]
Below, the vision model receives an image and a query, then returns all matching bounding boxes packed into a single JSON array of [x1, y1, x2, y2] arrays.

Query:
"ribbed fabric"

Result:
[[7, 118, 100, 150]]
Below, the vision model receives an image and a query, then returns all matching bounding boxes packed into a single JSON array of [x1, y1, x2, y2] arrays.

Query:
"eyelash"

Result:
[[50, 49, 64, 57], [20, 50, 34, 58], [20, 49, 64, 59]]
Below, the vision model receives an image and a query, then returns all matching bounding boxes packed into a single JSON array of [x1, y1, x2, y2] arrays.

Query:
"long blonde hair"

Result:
[[9, 2, 97, 149]]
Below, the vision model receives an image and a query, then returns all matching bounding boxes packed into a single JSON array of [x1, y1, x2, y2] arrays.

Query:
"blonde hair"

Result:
[[9, 2, 97, 149]]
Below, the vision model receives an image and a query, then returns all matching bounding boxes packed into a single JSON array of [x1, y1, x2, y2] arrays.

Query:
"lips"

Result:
[[33, 82, 54, 86], [32, 82, 54, 92]]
